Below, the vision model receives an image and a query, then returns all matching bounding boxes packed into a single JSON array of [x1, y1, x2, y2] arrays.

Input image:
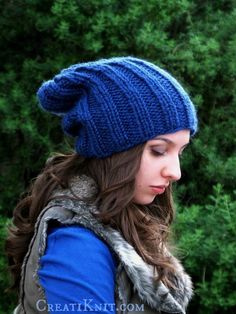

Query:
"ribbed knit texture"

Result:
[[37, 57, 198, 158]]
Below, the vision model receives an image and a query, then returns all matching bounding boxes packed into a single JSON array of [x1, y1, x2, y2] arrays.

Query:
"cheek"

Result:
[[135, 162, 150, 188], [138, 154, 150, 174]]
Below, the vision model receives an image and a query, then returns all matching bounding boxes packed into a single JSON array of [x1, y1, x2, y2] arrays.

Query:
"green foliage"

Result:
[[0, 216, 17, 313], [0, 0, 235, 312], [175, 184, 236, 313]]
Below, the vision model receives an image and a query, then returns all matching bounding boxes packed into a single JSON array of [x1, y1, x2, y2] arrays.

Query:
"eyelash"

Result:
[[151, 150, 166, 156], [151, 149, 185, 158]]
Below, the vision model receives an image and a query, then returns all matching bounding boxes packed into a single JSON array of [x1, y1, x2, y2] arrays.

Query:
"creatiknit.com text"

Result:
[[36, 299, 145, 312]]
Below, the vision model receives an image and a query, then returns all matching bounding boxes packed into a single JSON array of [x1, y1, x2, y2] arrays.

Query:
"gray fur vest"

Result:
[[14, 175, 193, 314]]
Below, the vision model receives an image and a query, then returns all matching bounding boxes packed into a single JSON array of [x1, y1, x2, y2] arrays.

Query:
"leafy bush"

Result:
[[175, 184, 236, 314], [0, 0, 235, 312], [0, 216, 17, 313]]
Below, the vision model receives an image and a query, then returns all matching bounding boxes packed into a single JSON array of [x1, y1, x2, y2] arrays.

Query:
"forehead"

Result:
[[148, 129, 190, 145]]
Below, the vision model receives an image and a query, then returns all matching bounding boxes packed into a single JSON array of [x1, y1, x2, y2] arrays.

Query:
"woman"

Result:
[[6, 56, 198, 314]]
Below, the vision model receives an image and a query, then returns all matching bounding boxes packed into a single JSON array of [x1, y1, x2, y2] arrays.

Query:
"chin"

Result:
[[133, 196, 155, 205]]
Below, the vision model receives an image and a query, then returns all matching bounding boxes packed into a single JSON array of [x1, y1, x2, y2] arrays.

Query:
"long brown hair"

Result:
[[5, 143, 176, 292]]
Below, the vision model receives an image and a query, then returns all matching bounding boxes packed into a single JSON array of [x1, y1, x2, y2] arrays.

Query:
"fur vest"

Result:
[[14, 175, 193, 314]]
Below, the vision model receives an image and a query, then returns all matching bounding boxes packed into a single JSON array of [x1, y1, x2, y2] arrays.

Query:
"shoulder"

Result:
[[45, 224, 118, 268], [38, 225, 118, 306]]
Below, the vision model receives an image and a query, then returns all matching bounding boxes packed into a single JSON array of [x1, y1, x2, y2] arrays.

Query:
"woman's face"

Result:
[[133, 129, 190, 205]]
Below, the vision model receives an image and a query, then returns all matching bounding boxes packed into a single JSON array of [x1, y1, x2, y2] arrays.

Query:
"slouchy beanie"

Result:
[[37, 56, 198, 158]]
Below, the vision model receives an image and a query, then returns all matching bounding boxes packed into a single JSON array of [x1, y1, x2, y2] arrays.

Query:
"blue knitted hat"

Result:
[[37, 57, 198, 158]]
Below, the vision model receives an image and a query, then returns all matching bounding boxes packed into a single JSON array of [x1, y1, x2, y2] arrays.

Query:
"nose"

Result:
[[161, 156, 182, 182]]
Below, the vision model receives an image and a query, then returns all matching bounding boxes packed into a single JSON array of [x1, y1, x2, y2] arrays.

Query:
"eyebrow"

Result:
[[153, 137, 189, 148]]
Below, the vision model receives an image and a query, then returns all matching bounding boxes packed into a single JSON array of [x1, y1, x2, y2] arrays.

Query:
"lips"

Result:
[[150, 185, 167, 194]]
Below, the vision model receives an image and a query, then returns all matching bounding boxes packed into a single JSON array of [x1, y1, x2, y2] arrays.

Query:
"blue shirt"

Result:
[[38, 225, 118, 313]]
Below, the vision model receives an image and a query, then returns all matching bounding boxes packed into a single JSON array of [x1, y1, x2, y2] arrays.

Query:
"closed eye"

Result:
[[151, 150, 166, 156]]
